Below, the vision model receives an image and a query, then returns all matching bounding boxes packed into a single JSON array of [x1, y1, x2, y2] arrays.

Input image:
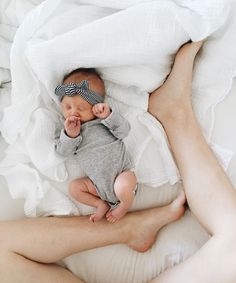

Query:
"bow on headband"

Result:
[[55, 80, 104, 105]]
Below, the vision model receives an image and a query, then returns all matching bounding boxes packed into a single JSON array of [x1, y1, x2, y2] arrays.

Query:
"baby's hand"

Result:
[[64, 116, 81, 138], [92, 103, 111, 119]]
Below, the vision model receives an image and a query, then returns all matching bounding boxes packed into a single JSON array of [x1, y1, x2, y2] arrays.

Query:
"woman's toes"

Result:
[[192, 40, 204, 52], [106, 210, 112, 218], [176, 40, 203, 62]]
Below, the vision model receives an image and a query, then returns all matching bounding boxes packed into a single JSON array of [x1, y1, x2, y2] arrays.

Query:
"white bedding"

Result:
[[0, 1, 236, 282]]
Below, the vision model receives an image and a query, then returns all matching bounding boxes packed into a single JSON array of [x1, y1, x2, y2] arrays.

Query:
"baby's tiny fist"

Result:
[[65, 116, 81, 138], [103, 104, 111, 117], [93, 103, 111, 119]]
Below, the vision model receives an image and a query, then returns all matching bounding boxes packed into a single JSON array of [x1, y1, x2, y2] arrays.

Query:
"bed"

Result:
[[0, 1, 235, 282]]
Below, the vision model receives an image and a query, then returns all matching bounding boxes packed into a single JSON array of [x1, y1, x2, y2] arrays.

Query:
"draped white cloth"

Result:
[[0, 1, 236, 282], [0, 0, 234, 217]]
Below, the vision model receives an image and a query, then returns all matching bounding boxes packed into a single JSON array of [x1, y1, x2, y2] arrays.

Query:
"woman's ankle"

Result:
[[158, 102, 194, 129]]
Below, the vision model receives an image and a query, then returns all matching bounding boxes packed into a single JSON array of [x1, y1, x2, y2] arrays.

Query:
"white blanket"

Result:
[[1, 1, 236, 283], [0, 0, 235, 218]]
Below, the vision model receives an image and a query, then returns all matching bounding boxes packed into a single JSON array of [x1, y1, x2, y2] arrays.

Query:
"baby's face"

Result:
[[61, 72, 105, 123], [61, 95, 96, 123]]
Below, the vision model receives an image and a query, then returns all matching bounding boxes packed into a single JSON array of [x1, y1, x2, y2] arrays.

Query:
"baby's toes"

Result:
[[107, 214, 116, 223], [106, 210, 112, 218]]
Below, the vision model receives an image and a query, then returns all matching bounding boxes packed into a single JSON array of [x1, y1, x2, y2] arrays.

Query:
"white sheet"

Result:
[[0, 0, 234, 218], [0, 1, 236, 282]]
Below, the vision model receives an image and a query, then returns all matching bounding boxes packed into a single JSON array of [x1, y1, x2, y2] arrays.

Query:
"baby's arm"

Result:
[[55, 129, 82, 157], [55, 116, 82, 156], [101, 109, 131, 140]]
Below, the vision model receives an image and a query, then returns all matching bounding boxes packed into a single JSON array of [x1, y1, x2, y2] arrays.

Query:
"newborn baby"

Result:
[[55, 68, 137, 223]]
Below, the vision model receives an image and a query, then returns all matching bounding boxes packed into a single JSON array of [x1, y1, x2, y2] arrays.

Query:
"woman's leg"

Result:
[[0, 195, 185, 283], [149, 41, 236, 283]]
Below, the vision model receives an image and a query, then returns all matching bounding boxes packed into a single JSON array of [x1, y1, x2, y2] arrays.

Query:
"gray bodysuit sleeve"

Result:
[[55, 129, 82, 156], [101, 110, 131, 140]]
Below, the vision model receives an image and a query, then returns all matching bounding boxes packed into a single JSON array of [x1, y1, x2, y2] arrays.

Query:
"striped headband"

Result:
[[55, 80, 104, 105]]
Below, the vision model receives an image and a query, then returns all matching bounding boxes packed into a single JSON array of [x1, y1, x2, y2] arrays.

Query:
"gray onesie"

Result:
[[55, 110, 133, 205]]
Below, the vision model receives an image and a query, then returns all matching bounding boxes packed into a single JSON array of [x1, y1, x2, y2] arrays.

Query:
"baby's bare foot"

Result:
[[89, 201, 110, 223], [148, 41, 203, 124], [124, 191, 186, 252], [106, 203, 130, 223]]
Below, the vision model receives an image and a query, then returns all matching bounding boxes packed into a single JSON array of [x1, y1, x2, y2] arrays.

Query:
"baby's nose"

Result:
[[71, 107, 80, 116]]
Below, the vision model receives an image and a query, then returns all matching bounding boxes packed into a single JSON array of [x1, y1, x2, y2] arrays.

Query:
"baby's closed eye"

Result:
[[78, 105, 90, 111]]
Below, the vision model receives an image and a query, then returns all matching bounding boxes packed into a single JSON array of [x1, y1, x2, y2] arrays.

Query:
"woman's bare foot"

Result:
[[89, 200, 110, 223], [123, 190, 186, 252], [148, 41, 203, 124]]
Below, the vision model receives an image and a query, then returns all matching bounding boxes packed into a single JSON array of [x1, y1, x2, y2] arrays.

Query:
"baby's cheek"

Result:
[[62, 110, 68, 119]]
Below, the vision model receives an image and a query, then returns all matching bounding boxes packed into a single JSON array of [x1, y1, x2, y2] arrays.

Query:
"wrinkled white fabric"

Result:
[[0, 0, 234, 219], [0, 1, 236, 283]]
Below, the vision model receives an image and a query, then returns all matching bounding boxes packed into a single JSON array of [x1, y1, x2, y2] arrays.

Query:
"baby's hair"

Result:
[[63, 67, 105, 96], [63, 68, 102, 82]]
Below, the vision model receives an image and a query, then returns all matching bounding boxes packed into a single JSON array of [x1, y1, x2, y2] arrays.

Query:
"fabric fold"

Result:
[[0, 0, 234, 217]]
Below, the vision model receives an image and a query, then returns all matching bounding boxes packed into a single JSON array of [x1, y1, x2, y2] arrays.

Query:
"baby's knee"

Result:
[[114, 171, 137, 198], [116, 171, 136, 189]]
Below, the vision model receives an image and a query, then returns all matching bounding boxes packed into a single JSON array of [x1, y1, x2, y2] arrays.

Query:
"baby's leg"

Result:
[[106, 171, 137, 223], [69, 178, 109, 222]]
